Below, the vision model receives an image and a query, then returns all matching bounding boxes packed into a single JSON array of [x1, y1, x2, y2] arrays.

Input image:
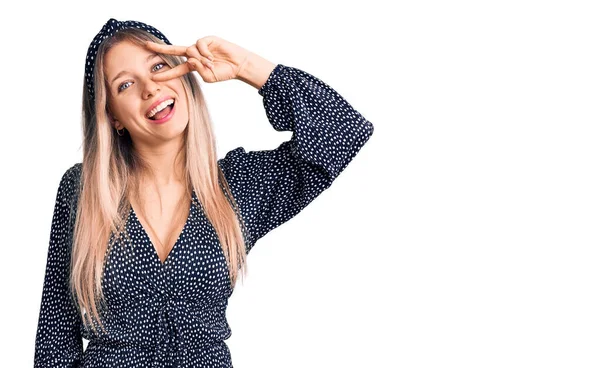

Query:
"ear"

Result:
[[106, 108, 121, 129], [108, 115, 123, 131]]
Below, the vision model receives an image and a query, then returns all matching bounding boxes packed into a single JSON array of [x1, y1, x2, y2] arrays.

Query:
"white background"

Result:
[[0, 0, 599, 367]]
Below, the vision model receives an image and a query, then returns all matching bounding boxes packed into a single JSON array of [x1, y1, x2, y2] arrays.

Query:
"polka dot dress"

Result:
[[34, 64, 374, 367]]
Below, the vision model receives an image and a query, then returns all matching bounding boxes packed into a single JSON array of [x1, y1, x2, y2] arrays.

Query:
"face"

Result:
[[103, 40, 189, 146]]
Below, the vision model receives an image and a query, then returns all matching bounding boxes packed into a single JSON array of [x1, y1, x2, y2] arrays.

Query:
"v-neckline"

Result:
[[129, 192, 195, 266]]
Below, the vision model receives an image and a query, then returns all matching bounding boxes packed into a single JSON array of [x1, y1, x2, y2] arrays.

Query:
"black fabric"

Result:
[[35, 64, 374, 367]]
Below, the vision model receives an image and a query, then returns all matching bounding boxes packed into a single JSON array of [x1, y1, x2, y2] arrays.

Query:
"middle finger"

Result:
[[151, 62, 193, 82], [184, 45, 214, 70]]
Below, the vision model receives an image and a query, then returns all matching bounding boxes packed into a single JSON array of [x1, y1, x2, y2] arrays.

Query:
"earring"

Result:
[[117, 128, 125, 136]]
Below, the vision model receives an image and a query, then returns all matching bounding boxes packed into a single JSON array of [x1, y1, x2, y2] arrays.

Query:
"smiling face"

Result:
[[103, 40, 189, 145]]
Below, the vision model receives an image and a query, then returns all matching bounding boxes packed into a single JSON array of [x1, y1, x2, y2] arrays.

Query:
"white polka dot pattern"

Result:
[[34, 64, 374, 367], [34, 165, 84, 367], [220, 64, 375, 250]]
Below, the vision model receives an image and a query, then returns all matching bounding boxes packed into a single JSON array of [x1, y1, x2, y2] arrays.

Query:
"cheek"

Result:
[[109, 99, 138, 122], [174, 81, 187, 99], [173, 81, 190, 113], [178, 97, 190, 119]]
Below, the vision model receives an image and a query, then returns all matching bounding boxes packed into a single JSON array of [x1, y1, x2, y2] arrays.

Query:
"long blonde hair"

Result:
[[71, 28, 250, 334]]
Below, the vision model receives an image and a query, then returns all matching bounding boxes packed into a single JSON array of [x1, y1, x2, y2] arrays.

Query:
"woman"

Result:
[[34, 18, 374, 367]]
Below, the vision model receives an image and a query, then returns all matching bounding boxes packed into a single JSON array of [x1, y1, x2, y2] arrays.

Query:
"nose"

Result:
[[143, 76, 162, 99]]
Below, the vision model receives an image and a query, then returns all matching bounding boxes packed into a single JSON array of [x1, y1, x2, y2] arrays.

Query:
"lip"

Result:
[[147, 100, 176, 125], [145, 96, 175, 118]]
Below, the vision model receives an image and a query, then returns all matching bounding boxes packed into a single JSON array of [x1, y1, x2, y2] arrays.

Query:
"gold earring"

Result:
[[117, 128, 125, 136]]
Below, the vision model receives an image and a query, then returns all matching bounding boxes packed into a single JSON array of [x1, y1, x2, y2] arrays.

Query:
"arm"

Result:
[[34, 164, 84, 367], [235, 52, 277, 90], [219, 63, 374, 253]]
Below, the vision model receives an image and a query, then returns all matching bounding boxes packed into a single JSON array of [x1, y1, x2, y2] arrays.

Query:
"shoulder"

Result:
[[60, 163, 82, 188], [217, 147, 246, 174], [56, 162, 83, 205]]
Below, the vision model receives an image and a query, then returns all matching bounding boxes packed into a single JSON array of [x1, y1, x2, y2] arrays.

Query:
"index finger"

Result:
[[144, 41, 187, 56]]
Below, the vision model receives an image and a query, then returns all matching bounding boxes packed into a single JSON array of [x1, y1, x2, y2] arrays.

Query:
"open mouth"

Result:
[[147, 100, 175, 121]]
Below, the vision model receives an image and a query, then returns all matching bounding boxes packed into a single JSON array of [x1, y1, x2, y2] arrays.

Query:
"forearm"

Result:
[[236, 52, 277, 90]]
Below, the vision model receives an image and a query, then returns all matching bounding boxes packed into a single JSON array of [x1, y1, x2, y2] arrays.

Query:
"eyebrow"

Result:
[[110, 53, 160, 86]]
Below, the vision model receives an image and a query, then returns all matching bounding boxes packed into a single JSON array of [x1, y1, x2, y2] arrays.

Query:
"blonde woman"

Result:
[[34, 18, 374, 367]]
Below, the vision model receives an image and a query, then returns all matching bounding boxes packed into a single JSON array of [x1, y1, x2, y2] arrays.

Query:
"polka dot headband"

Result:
[[84, 18, 172, 105]]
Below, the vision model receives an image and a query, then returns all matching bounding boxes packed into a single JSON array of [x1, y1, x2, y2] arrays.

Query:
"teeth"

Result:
[[147, 99, 174, 118]]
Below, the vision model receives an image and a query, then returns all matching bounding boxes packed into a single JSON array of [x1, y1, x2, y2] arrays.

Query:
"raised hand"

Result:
[[145, 35, 252, 83]]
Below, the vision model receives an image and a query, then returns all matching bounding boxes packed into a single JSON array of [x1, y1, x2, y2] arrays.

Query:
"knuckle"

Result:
[[202, 35, 217, 44]]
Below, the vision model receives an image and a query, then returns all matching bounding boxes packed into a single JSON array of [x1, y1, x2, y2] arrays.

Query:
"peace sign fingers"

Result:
[[146, 40, 216, 82], [144, 36, 245, 84]]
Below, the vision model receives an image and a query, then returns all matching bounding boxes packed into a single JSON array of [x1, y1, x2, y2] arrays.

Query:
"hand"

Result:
[[144, 36, 252, 83]]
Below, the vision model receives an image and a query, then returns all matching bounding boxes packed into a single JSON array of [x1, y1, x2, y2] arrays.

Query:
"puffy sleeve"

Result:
[[34, 163, 84, 367], [217, 64, 374, 253]]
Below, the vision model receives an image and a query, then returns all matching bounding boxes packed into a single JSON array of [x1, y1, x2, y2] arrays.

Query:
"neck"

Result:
[[135, 137, 186, 188]]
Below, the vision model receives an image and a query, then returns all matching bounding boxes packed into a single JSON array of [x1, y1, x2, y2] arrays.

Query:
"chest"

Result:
[[130, 193, 190, 264], [101, 194, 233, 306]]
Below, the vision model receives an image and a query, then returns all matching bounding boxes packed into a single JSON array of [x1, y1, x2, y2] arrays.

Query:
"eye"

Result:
[[117, 63, 168, 93], [117, 81, 132, 93], [152, 62, 166, 72]]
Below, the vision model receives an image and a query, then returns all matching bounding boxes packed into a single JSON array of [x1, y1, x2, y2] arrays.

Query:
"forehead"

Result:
[[104, 40, 159, 76]]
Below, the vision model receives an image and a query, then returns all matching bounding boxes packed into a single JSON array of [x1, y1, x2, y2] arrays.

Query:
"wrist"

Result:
[[236, 52, 276, 90]]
